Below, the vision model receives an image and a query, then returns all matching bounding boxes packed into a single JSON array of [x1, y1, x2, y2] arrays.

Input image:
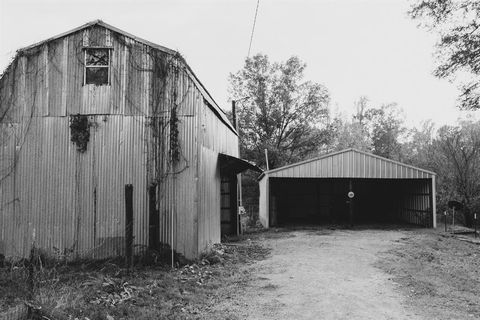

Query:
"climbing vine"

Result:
[[0, 26, 195, 258], [69, 114, 92, 153]]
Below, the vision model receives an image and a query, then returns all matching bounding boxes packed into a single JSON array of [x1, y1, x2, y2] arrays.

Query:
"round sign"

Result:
[[348, 191, 355, 199]]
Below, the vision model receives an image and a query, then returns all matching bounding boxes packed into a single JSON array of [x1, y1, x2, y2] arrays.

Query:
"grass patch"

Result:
[[0, 240, 271, 319], [377, 229, 480, 319]]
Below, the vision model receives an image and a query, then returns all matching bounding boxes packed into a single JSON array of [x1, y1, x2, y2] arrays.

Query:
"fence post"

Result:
[[27, 246, 35, 300], [125, 184, 133, 270], [475, 213, 478, 239], [452, 207, 455, 234], [444, 211, 447, 232]]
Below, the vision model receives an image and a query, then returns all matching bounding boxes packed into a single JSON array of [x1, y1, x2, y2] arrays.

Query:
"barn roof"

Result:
[[259, 148, 436, 180], [2, 20, 236, 134]]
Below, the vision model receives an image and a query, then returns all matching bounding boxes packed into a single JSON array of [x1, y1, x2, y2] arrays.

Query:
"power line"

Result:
[[247, 0, 260, 58]]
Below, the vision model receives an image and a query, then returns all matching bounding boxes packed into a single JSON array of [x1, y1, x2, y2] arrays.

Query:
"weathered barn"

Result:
[[259, 149, 436, 228], [0, 20, 258, 260]]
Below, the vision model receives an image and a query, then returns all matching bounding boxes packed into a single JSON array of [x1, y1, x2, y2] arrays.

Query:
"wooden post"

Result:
[[27, 246, 35, 300], [444, 211, 447, 232], [148, 185, 159, 250], [233, 100, 242, 235], [265, 149, 269, 171], [431, 176, 437, 228], [475, 213, 478, 239], [452, 207, 455, 234], [125, 184, 133, 270]]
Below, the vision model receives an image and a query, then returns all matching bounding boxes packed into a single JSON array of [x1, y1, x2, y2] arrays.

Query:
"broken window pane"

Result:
[[86, 49, 109, 66], [86, 67, 109, 85]]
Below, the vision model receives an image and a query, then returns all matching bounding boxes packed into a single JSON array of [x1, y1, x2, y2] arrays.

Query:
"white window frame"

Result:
[[83, 47, 112, 86]]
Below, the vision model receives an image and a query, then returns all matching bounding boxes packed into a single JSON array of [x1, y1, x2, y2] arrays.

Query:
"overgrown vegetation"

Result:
[[70, 115, 93, 153], [0, 237, 270, 319], [377, 230, 480, 319]]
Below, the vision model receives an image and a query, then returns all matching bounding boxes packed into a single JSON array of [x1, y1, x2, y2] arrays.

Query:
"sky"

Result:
[[1, 0, 478, 128]]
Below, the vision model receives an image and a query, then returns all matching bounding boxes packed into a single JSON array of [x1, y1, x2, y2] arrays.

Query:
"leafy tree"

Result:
[[330, 117, 372, 152], [331, 96, 372, 152], [410, 0, 480, 109], [363, 103, 406, 160], [401, 120, 436, 168], [229, 54, 331, 169], [330, 98, 406, 158], [432, 120, 480, 227]]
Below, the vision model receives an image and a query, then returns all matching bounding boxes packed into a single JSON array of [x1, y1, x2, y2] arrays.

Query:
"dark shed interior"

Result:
[[269, 178, 433, 227]]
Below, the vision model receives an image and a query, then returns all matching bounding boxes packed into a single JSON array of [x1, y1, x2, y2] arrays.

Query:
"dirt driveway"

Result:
[[224, 229, 423, 320]]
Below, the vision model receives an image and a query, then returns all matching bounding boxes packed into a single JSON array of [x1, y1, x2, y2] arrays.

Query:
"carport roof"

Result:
[[259, 148, 436, 180]]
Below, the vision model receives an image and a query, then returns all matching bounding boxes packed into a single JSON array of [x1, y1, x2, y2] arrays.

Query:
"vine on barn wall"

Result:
[[0, 28, 192, 189], [109, 30, 189, 186], [0, 43, 47, 188], [0, 28, 195, 258], [69, 114, 93, 153]]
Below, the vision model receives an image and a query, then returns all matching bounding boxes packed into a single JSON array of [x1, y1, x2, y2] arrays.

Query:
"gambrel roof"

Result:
[[259, 148, 436, 180], [1, 20, 236, 134]]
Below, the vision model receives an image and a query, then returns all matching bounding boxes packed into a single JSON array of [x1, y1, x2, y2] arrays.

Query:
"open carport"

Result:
[[258, 149, 436, 228]]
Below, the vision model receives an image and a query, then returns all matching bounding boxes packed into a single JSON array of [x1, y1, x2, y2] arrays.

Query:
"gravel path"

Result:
[[231, 229, 424, 320]]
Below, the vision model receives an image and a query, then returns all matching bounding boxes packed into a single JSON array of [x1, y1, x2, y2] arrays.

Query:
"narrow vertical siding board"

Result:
[[47, 40, 65, 116], [66, 31, 84, 115]]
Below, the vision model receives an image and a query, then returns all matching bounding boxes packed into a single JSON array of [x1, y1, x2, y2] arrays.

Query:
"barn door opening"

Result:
[[220, 174, 238, 236]]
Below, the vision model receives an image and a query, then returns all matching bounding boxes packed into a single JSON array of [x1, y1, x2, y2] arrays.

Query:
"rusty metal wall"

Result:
[[0, 23, 239, 260], [196, 96, 238, 255], [265, 149, 435, 180], [0, 116, 148, 259]]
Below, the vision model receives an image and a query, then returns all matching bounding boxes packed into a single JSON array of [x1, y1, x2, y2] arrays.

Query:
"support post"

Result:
[[125, 184, 133, 270], [452, 207, 455, 234], [431, 176, 437, 228], [265, 149, 269, 171], [348, 180, 354, 227], [444, 211, 447, 233], [148, 185, 159, 250], [475, 213, 478, 239], [27, 246, 35, 300], [233, 100, 242, 235]]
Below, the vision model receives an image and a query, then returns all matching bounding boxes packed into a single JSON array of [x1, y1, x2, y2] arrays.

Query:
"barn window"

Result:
[[84, 48, 111, 85]]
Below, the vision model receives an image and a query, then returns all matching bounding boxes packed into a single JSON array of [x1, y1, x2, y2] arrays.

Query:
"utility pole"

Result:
[[232, 100, 243, 235]]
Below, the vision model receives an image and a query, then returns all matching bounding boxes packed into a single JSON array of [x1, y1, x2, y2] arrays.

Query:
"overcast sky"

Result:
[[1, 0, 478, 128]]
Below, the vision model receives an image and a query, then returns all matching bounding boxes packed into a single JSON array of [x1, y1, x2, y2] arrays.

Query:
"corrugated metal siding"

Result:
[[267, 149, 434, 179], [0, 124, 16, 257], [0, 24, 239, 260], [0, 116, 149, 259], [47, 39, 65, 116], [66, 31, 84, 115], [258, 176, 268, 228], [153, 66, 200, 259], [260, 149, 436, 229], [198, 147, 221, 252], [398, 179, 432, 227], [196, 97, 238, 254]]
